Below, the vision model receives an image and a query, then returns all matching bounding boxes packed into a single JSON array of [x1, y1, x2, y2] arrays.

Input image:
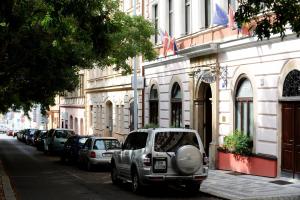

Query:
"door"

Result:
[[282, 102, 300, 178]]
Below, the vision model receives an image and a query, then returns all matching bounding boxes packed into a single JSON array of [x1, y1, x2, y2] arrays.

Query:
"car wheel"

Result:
[[111, 164, 121, 185], [185, 182, 200, 194], [131, 170, 143, 193], [60, 155, 66, 163], [86, 160, 93, 171]]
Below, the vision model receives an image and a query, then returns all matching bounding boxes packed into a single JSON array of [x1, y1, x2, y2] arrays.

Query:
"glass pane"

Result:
[[249, 102, 254, 137], [103, 139, 121, 150], [149, 102, 158, 124], [235, 102, 241, 131], [283, 69, 300, 97], [243, 102, 248, 135], [150, 85, 158, 100], [237, 79, 253, 98], [94, 140, 105, 150], [171, 83, 181, 99], [171, 102, 182, 127], [154, 131, 199, 152]]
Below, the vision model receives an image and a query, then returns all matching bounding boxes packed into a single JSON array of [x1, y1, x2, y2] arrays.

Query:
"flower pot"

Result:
[[217, 151, 277, 178]]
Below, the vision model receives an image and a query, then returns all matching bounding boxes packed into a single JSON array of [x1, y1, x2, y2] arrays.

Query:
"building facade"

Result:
[[59, 71, 85, 135], [47, 0, 300, 178]]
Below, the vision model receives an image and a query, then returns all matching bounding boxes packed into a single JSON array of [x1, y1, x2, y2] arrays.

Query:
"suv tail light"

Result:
[[143, 153, 152, 166], [203, 153, 209, 165], [90, 151, 96, 158]]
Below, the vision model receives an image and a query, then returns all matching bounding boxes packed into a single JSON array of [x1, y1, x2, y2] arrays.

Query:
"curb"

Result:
[[0, 161, 16, 200]]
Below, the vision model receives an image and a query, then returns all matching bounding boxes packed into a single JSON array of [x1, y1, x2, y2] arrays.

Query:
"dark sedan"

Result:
[[61, 135, 91, 164]]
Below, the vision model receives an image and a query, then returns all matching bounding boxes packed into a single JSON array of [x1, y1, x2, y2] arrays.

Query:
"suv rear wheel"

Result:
[[131, 170, 143, 193], [111, 163, 120, 185]]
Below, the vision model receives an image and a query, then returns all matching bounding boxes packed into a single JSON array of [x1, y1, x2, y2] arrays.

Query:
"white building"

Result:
[[142, 0, 300, 178]]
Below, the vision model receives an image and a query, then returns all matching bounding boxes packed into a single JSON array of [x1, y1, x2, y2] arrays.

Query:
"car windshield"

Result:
[[94, 139, 121, 150], [154, 131, 199, 152]]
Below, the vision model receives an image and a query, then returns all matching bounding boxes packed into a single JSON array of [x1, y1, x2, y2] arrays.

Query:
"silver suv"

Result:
[[111, 128, 208, 193]]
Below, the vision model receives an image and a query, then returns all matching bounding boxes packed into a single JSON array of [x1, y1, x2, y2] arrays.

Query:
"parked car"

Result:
[[36, 130, 48, 151], [17, 130, 25, 141], [44, 128, 75, 154], [78, 137, 121, 171], [111, 128, 209, 194], [33, 130, 47, 146], [24, 129, 38, 145], [61, 135, 91, 164], [6, 130, 14, 136]]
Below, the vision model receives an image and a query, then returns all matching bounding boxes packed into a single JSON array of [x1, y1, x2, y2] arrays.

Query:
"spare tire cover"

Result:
[[175, 145, 202, 175]]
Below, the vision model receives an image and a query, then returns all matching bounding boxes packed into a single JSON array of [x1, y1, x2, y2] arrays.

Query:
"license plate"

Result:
[[102, 153, 112, 157], [154, 160, 166, 170]]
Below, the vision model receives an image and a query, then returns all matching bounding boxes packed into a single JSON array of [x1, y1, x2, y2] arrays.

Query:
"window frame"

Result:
[[235, 78, 254, 137], [154, 4, 159, 44], [169, 0, 173, 36], [185, 0, 191, 34], [171, 82, 182, 127], [149, 84, 159, 125]]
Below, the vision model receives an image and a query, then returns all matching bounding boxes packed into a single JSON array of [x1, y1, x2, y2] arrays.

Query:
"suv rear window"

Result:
[[94, 139, 121, 150], [154, 131, 199, 152]]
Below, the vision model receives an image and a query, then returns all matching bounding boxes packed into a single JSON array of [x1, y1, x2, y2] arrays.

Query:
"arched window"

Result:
[[283, 69, 300, 97], [235, 78, 253, 136], [149, 84, 159, 125], [171, 82, 182, 127]]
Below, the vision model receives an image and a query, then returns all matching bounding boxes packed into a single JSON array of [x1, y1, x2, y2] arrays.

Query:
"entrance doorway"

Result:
[[281, 102, 300, 179], [195, 82, 212, 156]]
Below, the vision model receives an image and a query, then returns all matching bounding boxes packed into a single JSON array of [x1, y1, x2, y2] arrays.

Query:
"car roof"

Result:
[[133, 128, 197, 134], [90, 136, 118, 140], [53, 128, 75, 131]]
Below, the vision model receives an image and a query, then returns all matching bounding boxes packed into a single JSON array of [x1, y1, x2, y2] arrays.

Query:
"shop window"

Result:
[[235, 78, 253, 137], [171, 82, 182, 127], [149, 84, 159, 125]]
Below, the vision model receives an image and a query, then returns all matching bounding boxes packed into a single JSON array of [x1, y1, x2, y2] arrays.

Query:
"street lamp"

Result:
[[133, 0, 138, 130]]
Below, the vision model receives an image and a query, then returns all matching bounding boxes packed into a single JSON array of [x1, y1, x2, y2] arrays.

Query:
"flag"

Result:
[[228, 4, 236, 30], [162, 31, 170, 56], [240, 22, 251, 36], [239, 20, 257, 36], [174, 39, 178, 55], [212, 3, 228, 26]]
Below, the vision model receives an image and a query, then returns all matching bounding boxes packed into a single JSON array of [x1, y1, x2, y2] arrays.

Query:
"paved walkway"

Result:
[[201, 170, 300, 200]]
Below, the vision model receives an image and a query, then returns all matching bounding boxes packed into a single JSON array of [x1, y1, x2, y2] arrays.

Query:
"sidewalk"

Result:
[[201, 169, 300, 200], [0, 160, 16, 200]]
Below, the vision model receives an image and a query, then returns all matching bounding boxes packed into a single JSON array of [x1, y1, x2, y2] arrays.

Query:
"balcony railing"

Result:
[[60, 97, 84, 106]]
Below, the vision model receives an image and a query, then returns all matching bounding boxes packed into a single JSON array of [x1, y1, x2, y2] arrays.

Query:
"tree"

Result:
[[235, 0, 300, 40], [0, 0, 156, 114]]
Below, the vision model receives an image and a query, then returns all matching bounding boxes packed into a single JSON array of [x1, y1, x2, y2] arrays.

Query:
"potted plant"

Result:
[[217, 130, 277, 177]]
